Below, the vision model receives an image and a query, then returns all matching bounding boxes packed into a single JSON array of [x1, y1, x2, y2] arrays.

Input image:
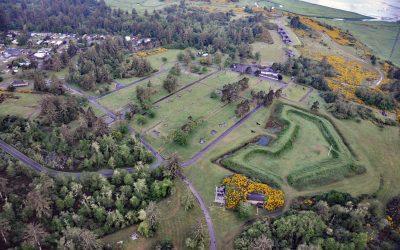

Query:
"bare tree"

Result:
[[166, 153, 182, 178], [250, 235, 274, 250], [59, 227, 102, 250], [0, 217, 11, 244], [0, 177, 8, 199], [23, 223, 49, 250], [26, 190, 51, 218]]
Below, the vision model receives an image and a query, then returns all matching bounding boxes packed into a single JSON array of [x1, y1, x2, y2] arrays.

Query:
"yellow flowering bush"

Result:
[[299, 17, 351, 46], [223, 174, 285, 211], [136, 47, 167, 58]]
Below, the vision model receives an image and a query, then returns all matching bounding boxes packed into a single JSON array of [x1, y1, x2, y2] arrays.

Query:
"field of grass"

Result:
[[105, 0, 178, 12], [251, 38, 287, 65], [260, 0, 370, 19], [0, 92, 42, 118], [283, 84, 309, 101], [221, 103, 362, 190], [98, 69, 205, 112], [137, 71, 245, 160], [317, 19, 400, 66], [101, 180, 207, 249]]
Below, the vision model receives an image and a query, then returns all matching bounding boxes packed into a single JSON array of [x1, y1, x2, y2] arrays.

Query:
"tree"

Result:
[[26, 190, 51, 218], [59, 227, 103, 250], [33, 71, 47, 92], [181, 190, 195, 211], [185, 220, 206, 249], [214, 51, 222, 69], [23, 223, 49, 250], [237, 201, 252, 219], [163, 74, 178, 93], [165, 153, 182, 178], [250, 235, 274, 250], [311, 101, 320, 111], [235, 100, 251, 117], [0, 216, 10, 244], [0, 177, 8, 199], [49, 75, 65, 95], [255, 52, 261, 63]]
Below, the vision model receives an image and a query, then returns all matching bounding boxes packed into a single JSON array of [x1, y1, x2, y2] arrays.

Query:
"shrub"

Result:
[[136, 114, 148, 125]]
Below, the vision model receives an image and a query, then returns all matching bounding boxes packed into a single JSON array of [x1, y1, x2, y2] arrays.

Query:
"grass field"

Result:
[[260, 0, 370, 19], [316, 19, 400, 66], [222, 103, 362, 190], [101, 180, 207, 249], [137, 71, 245, 160], [105, 0, 178, 12], [0, 92, 42, 118], [98, 69, 205, 112], [283, 84, 309, 101]]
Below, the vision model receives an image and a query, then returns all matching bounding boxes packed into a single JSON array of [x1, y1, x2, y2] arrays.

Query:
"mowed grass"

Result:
[[98, 69, 204, 112], [101, 180, 207, 249], [226, 104, 359, 190], [0, 93, 42, 118], [283, 84, 309, 101], [317, 19, 400, 66], [137, 71, 246, 160]]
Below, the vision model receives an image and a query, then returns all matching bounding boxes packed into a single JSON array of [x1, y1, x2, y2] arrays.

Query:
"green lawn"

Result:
[[98, 69, 205, 112], [225, 104, 360, 190], [145, 49, 182, 69], [283, 84, 309, 101], [252, 39, 287, 65], [0, 93, 42, 118], [136, 71, 244, 160], [102, 180, 207, 249]]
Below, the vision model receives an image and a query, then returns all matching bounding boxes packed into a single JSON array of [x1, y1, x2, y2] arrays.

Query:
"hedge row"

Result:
[[287, 161, 366, 190], [220, 158, 282, 188]]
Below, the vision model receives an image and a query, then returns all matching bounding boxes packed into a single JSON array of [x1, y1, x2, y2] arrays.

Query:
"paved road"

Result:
[[181, 174, 217, 250], [181, 105, 262, 167]]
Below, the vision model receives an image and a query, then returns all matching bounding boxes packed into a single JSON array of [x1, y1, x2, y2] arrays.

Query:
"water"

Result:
[[301, 0, 400, 21]]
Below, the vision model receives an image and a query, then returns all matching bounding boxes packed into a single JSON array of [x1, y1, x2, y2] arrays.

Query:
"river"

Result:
[[301, 0, 400, 21]]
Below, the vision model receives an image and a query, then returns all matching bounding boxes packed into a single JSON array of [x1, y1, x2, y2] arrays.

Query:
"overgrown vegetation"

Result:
[[0, 103, 153, 171], [234, 191, 400, 249], [0, 152, 173, 249]]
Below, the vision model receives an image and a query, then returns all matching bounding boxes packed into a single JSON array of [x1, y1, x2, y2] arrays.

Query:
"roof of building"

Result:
[[247, 193, 266, 201]]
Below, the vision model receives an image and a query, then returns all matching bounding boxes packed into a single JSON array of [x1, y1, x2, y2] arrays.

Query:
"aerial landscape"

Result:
[[0, 0, 400, 249]]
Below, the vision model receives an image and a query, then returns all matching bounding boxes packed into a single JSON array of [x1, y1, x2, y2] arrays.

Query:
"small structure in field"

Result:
[[10, 80, 29, 88], [214, 186, 226, 205], [247, 193, 266, 206]]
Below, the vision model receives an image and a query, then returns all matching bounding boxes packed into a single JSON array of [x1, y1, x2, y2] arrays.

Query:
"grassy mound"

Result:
[[218, 103, 364, 190]]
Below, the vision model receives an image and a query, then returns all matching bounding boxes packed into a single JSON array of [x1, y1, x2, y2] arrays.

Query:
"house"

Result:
[[259, 69, 280, 80], [10, 80, 29, 88], [246, 193, 266, 206]]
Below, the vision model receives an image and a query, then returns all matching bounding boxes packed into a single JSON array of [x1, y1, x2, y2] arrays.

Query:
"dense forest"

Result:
[[0, 0, 266, 57], [234, 191, 400, 249], [0, 152, 173, 249], [0, 96, 154, 171]]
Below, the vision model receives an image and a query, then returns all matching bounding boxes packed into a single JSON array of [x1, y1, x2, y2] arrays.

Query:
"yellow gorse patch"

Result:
[[136, 47, 168, 58], [223, 174, 285, 211]]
